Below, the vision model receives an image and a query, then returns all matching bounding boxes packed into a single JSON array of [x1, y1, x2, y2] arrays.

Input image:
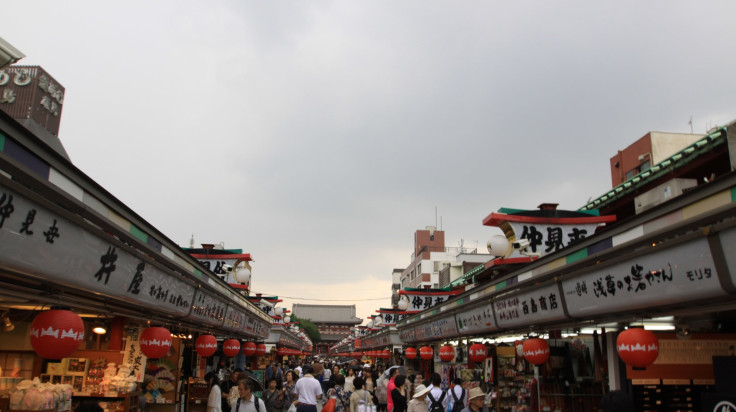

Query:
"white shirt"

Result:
[[448, 386, 465, 411], [295, 374, 323, 405], [207, 385, 222, 412], [427, 387, 448, 412], [295, 366, 303, 378], [234, 395, 266, 412]]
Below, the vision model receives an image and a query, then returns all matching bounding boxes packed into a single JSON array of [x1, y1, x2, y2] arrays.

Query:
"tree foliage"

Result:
[[290, 314, 321, 342]]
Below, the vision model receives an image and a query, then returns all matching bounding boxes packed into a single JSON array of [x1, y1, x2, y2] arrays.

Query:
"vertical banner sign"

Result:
[[122, 325, 147, 382]]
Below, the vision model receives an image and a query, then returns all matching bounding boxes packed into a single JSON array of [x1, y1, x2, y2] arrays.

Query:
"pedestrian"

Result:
[[234, 379, 267, 412], [385, 368, 400, 412], [345, 368, 356, 393], [206, 372, 223, 412], [222, 371, 243, 412], [447, 379, 465, 412], [407, 385, 430, 412], [294, 366, 323, 412], [426, 374, 447, 412], [281, 370, 299, 412], [390, 376, 407, 412], [460, 388, 486, 412], [349, 377, 374, 412], [327, 375, 351, 412], [263, 378, 282, 412]]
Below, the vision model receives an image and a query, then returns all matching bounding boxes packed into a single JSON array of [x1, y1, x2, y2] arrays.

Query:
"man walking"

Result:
[[294, 366, 323, 412], [233, 379, 267, 412], [460, 388, 487, 412]]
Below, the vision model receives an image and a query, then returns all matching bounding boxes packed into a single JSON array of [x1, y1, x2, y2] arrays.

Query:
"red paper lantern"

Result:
[[30, 310, 84, 359], [195, 334, 217, 357], [439, 345, 455, 362], [405, 347, 417, 359], [139, 327, 172, 359], [617, 328, 659, 368], [468, 343, 487, 362], [522, 338, 550, 365], [379, 350, 391, 359], [419, 346, 433, 360], [243, 342, 257, 356], [223, 339, 241, 357], [256, 343, 267, 356]]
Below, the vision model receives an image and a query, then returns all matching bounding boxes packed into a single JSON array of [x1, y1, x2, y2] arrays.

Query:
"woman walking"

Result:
[[206, 372, 222, 412], [390, 376, 407, 412]]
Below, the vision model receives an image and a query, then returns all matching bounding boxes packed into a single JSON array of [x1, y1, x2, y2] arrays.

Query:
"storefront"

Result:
[[0, 98, 274, 412]]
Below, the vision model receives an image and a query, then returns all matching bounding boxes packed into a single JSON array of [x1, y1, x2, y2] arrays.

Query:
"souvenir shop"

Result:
[[0, 107, 275, 412]]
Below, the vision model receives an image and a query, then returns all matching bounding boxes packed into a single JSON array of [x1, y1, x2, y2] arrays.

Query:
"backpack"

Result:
[[427, 391, 446, 412], [356, 390, 375, 412], [450, 388, 465, 412]]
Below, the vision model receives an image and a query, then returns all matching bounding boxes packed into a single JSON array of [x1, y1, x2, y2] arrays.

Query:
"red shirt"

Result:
[[387, 377, 396, 412]]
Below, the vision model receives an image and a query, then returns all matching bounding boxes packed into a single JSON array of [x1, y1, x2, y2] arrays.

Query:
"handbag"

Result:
[[288, 404, 297, 412], [321, 397, 337, 412]]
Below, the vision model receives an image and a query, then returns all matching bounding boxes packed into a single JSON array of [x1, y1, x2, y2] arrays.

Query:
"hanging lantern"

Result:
[[439, 345, 455, 362], [351, 351, 363, 359], [419, 346, 433, 360], [256, 343, 267, 356], [522, 338, 550, 365], [139, 327, 172, 359], [468, 343, 487, 362], [223, 339, 241, 357], [405, 347, 417, 359], [195, 334, 217, 357], [243, 341, 257, 356], [379, 350, 391, 359], [398, 296, 410, 311], [30, 310, 84, 359], [617, 328, 659, 368]]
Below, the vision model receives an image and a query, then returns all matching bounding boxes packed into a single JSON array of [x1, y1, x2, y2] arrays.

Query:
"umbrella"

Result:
[[241, 370, 264, 392], [381, 365, 406, 380], [349, 364, 363, 371]]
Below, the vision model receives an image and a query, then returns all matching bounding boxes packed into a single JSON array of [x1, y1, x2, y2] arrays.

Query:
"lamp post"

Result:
[[0, 36, 24, 69]]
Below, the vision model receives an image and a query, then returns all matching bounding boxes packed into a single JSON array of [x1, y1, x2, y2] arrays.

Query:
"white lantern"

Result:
[[487, 234, 512, 258], [398, 296, 410, 311], [366, 321, 374, 328], [284, 316, 291, 323], [374, 316, 383, 326], [274, 307, 285, 316], [233, 262, 251, 283]]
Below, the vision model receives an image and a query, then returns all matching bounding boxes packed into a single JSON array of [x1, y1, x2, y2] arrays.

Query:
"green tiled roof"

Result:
[[580, 127, 727, 211]]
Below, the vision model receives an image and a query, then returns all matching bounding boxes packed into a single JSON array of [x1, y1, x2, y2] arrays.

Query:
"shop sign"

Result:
[[493, 284, 566, 328], [399, 327, 416, 343], [122, 325, 146, 382], [0, 185, 195, 316], [562, 238, 726, 317], [398, 289, 460, 313], [455, 303, 499, 335], [245, 315, 270, 339], [505, 221, 602, 258], [223, 306, 246, 332], [718, 226, 736, 286], [415, 315, 458, 341], [187, 289, 227, 326]]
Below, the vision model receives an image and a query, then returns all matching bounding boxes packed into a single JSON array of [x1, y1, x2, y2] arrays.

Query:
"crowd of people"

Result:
[[202, 359, 491, 412]]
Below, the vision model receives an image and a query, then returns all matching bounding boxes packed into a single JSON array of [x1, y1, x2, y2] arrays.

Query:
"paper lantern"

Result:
[[256, 343, 267, 356], [468, 343, 487, 362], [617, 328, 659, 368], [522, 338, 550, 365], [223, 339, 241, 357], [379, 350, 391, 359], [139, 327, 172, 359], [405, 348, 417, 359], [439, 345, 455, 362], [420, 346, 433, 360], [243, 341, 257, 356], [30, 310, 84, 359], [195, 334, 217, 357]]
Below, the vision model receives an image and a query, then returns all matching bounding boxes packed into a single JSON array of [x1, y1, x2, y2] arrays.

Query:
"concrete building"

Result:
[[609, 131, 705, 187], [399, 226, 491, 289], [291, 303, 362, 355]]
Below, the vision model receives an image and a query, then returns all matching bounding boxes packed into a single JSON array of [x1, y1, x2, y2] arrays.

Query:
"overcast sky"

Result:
[[4, 1, 736, 323]]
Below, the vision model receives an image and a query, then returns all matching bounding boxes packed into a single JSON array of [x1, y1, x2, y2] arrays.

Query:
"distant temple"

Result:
[[292, 304, 363, 355]]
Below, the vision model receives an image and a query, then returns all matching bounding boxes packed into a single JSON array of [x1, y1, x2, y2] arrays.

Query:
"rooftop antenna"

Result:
[[189, 234, 194, 248], [435, 206, 438, 228], [688, 116, 693, 134]]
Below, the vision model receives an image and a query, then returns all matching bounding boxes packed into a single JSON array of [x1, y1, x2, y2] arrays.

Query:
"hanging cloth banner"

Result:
[[122, 325, 147, 382]]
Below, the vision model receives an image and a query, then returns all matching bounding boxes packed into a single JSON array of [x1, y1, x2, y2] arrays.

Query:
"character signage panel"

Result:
[[562, 238, 726, 317], [0, 185, 195, 317], [493, 284, 566, 328], [456, 303, 499, 335]]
